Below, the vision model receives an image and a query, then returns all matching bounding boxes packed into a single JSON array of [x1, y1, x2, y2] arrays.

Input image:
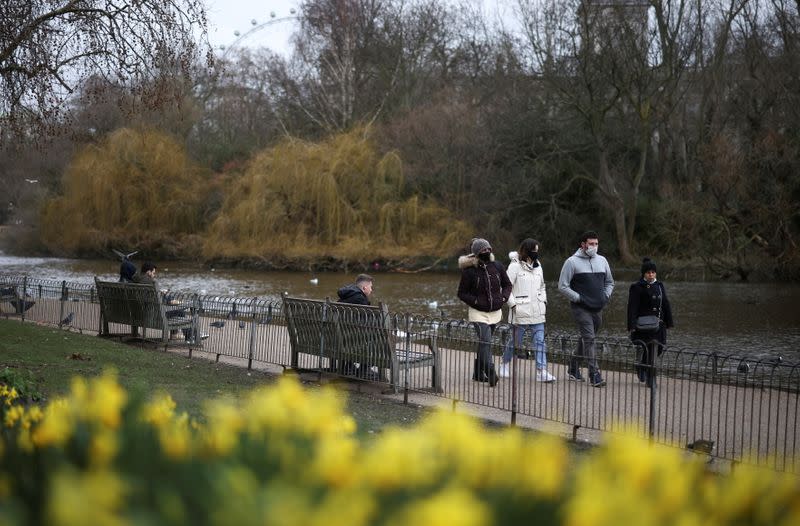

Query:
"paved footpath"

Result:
[[11, 298, 798, 474]]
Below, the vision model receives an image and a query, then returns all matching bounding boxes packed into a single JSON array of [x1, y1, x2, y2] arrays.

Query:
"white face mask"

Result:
[[585, 246, 598, 257]]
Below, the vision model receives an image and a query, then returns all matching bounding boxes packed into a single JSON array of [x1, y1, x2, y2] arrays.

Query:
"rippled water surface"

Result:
[[2, 253, 799, 361]]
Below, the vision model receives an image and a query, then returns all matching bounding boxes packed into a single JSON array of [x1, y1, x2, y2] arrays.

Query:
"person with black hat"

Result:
[[457, 237, 513, 387], [627, 257, 674, 387]]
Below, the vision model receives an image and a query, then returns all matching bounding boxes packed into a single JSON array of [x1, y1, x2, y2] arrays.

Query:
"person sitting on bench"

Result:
[[133, 262, 203, 343], [337, 274, 376, 378]]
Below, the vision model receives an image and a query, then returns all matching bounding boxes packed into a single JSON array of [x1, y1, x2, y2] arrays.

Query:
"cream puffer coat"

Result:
[[506, 251, 547, 324]]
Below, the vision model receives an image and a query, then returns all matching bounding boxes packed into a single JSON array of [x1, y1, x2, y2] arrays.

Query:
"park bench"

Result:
[[0, 280, 35, 317], [282, 295, 442, 393], [94, 278, 199, 346]]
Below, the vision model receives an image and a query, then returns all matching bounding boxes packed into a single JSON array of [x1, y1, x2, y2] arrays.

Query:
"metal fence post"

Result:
[[649, 342, 657, 439], [21, 276, 28, 323], [320, 299, 329, 374], [58, 281, 67, 328], [510, 326, 518, 426], [403, 314, 411, 404], [247, 297, 257, 370]]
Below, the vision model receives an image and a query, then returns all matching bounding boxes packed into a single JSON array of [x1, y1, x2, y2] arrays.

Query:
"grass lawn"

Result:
[[0, 319, 431, 437]]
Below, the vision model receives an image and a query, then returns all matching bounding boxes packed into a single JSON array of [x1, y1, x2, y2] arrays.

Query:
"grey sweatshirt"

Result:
[[558, 248, 614, 311]]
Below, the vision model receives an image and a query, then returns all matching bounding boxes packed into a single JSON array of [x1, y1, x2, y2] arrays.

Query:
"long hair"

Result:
[[518, 238, 540, 261]]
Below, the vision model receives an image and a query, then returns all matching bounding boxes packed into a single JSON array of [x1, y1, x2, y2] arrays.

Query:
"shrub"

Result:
[[39, 127, 209, 257], [1, 372, 797, 525], [204, 128, 471, 263], [0, 368, 42, 401]]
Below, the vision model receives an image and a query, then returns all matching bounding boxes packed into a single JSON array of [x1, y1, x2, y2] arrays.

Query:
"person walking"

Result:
[[500, 239, 555, 382], [457, 238, 512, 387], [558, 231, 615, 387], [627, 258, 674, 387]]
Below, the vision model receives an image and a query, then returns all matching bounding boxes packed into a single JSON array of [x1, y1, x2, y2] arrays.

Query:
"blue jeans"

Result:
[[502, 323, 547, 370]]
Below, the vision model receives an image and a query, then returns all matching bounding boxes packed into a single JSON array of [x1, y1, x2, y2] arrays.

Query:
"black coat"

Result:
[[457, 254, 512, 313], [337, 284, 370, 305], [627, 279, 673, 344]]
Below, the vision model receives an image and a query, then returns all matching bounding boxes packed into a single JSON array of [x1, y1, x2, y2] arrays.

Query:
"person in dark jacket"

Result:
[[627, 258, 674, 387], [119, 259, 136, 282], [132, 261, 157, 284], [457, 238, 512, 387], [337, 274, 374, 305], [337, 274, 375, 376]]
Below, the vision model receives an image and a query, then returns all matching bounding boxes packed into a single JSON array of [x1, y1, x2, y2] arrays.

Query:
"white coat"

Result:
[[506, 252, 547, 325]]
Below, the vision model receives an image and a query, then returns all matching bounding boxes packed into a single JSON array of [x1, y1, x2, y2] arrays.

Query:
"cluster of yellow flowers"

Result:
[[1, 372, 798, 526]]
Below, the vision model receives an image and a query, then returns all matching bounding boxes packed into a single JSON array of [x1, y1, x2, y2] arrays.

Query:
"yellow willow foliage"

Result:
[[40, 127, 207, 254], [204, 129, 470, 261]]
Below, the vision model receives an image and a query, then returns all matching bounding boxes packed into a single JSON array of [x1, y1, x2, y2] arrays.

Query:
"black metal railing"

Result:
[[1, 273, 797, 473]]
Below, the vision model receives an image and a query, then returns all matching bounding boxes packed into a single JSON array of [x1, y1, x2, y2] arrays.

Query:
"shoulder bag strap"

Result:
[[657, 282, 663, 320]]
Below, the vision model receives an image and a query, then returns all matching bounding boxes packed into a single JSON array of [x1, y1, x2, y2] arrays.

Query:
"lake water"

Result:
[[2, 253, 799, 362]]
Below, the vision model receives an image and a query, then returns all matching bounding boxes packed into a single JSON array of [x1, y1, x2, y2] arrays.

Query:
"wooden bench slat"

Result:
[[95, 278, 198, 346], [283, 295, 441, 393]]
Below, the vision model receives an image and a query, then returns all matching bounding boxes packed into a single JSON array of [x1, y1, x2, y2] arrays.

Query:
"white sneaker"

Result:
[[536, 369, 556, 383], [497, 363, 511, 378]]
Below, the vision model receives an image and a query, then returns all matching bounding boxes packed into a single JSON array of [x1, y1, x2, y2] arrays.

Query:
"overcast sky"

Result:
[[203, 0, 518, 56], [205, 0, 302, 55]]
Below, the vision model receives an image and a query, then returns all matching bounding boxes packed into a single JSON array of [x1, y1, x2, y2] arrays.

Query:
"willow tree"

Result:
[[40, 127, 208, 256], [204, 128, 470, 264]]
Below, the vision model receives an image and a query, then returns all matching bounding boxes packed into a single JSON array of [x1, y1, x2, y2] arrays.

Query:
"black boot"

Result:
[[635, 347, 647, 382], [567, 360, 584, 382], [472, 358, 488, 382], [486, 364, 499, 387]]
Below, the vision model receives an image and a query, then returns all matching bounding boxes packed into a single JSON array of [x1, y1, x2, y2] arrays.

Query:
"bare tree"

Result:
[[190, 48, 286, 170], [270, 0, 459, 133], [517, 0, 705, 262], [0, 0, 210, 131]]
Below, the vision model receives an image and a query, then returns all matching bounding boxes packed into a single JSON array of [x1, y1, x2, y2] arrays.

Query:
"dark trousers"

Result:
[[570, 304, 603, 376], [634, 341, 658, 387], [165, 307, 194, 340], [473, 322, 496, 372]]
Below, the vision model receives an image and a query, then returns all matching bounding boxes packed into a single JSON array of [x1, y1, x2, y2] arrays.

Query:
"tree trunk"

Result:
[[625, 127, 650, 255], [597, 148, 635, 263]]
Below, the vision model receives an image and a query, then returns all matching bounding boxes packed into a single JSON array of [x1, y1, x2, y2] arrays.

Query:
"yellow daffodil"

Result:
[[140, 392, 177, 427], [200, 397, 244, 456], [46, 468, 128, 526], [31, 398, 73, 448], [386, 487, 491, 526]]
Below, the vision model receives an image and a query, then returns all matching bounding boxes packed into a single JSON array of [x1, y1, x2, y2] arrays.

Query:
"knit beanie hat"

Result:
[[641, 257, 657, 275], [471, 238, 491, 255]]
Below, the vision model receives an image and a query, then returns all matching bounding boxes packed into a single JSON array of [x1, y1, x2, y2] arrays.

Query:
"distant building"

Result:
[[578, 0, 651, 61]]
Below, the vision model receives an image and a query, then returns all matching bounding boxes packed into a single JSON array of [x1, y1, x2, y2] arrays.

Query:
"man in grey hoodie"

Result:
[[558, 231, 615, 387]]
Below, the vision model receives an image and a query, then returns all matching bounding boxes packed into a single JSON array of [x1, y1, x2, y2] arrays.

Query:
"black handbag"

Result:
[[635, 283, 662, 332], [635, 315, 660, 332]]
